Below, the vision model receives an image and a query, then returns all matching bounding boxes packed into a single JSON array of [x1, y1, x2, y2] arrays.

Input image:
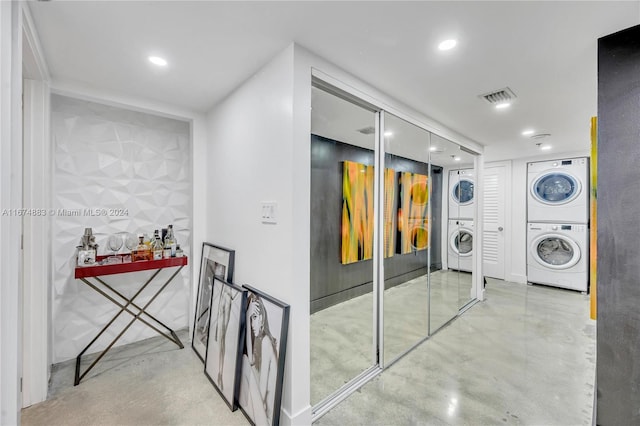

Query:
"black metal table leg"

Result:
[[74, 266, 184, 385]]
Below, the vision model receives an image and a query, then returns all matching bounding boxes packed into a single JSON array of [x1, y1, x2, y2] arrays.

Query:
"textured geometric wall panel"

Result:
[[51, 95, 192, 363]]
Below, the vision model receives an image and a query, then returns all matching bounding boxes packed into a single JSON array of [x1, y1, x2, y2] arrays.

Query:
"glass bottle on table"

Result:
[[133, 234, 150, 262], [164, 224, 177, 258], [151, 230, 164, 260]]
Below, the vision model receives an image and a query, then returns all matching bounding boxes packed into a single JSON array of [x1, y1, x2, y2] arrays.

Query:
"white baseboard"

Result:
[[507, 273, 528, 284], [280, 404, 312, 426]]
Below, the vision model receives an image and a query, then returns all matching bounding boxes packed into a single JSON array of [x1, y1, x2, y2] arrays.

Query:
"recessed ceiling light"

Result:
[[495, 102, 511, 109], [148, 56, 167, 66], [454, 156, 461, 161], [429, 146, 438, 151], [438, 39, 457, 51], [540, 145, 552, 151], [522, 129, 535, 136], [384, 131, 393, 137]]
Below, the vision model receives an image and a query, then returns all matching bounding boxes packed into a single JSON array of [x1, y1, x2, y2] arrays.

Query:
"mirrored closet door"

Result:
[[310, 85, 378, 405], [428, 135, 476, 333], [381, 112, 431, 364], [310, 80, 480, 412]]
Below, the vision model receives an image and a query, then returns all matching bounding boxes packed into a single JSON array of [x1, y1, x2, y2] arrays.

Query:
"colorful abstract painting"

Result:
[[383, 168, 396, 258], [397, 172, 429, 254], [341, 161, 374, 264], [341, 161, 396, 264], [590, 117, 597, 320]]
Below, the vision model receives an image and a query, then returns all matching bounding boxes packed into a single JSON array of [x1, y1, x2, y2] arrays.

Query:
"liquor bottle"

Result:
[[151, 230, 164, 260], [133, 234, 150, 262], [163, 225, 176, 258], [175, 245, 184, 258]]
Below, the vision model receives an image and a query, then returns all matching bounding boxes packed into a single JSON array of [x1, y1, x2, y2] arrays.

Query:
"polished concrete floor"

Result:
[[22, 278, 594, 425], [21, 329, 248, 426], [311, 270, 473, 405]]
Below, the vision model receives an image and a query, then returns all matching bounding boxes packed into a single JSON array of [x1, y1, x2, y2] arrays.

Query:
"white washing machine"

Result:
[[448, 219, 473, 272], [527, 157, 589, 223], [449, 169, 474, 219], [527, 222, 588, 292]]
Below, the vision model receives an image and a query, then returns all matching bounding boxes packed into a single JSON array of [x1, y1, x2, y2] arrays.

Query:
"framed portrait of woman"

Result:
[[204, 278, 247, 411], [191, 243, 235, 363], [238, 285, 290, 426]]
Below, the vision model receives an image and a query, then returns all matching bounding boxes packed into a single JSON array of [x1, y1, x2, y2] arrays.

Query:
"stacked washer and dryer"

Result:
[[527, 158, 589, 292], [448, 169, 474, 272]]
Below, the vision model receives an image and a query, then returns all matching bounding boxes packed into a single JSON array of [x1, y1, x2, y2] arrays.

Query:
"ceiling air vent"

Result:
[[479, 87, 517, 105], [356, 126, 376, 135]]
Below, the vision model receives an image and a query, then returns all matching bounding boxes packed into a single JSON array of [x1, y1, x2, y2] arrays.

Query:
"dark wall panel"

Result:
[[597, 24, 640, 426], [310, 134, 442, 313]]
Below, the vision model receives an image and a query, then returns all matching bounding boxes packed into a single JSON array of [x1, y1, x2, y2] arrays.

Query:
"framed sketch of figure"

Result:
[[192, 243, 235, 363], [204, 278, 247, 411], [238, 285, 290, 426]]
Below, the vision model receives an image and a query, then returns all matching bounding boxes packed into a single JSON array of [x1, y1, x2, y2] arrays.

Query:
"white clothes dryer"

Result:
[[527, 222, 588, 292], [448, 219, 473, 272], [527, 157, 589, 223], [449, 169, 475, 219]]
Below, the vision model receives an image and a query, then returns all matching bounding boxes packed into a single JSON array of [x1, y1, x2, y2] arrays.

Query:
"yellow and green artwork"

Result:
[[341, 161, 375, 264], [397, 171, 429, 254], [341, 161, 396, 264], [383, 168, 396, 258]]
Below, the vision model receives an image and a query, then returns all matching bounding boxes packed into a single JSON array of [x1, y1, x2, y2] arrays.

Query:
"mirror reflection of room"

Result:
[[382, 113, 432, 364], [310, 85, 377, 405], [310, 84, 479, 408]]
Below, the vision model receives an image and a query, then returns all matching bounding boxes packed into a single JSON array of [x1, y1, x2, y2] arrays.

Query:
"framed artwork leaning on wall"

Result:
[[204, 278, 247, 410], [192, 243, 235, 362], [238, 285, 290, 426]]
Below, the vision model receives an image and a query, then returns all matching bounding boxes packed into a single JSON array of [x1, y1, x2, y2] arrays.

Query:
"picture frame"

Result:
[[192, 243, 235, 363], [204, 278, 247, 411], [238, 285, 290, 426]]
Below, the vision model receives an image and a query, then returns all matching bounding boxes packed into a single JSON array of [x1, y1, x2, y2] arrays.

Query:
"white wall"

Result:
[[206, 45, 305, 425], [505, 150, 590, 283], [0, 1, 23, 424], [50, 82, 209, 341], [21, 0, 52, 408], [22, 78, 51, 407], [50, 94, 192, 363]]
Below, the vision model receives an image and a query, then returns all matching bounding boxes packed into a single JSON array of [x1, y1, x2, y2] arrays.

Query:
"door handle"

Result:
[[498, 227, 504, 231]]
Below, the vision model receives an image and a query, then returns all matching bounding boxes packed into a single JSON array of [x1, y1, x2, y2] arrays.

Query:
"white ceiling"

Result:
[[28, 1, 639, 162]]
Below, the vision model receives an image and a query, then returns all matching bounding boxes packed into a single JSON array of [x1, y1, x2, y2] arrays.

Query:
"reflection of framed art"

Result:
[[238, 285, 290, 426], [397, 171, 429, 254], [341, 161, 396, 264], [204, 278, 247, 411], [192, 243, 235, 363]]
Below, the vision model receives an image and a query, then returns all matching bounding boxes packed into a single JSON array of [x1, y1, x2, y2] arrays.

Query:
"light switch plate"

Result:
[[261, 202, 277, 224]]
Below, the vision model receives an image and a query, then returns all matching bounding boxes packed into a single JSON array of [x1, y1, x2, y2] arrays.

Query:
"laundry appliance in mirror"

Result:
[[447, 219, 473, 273], [448, 169, 474, 220]]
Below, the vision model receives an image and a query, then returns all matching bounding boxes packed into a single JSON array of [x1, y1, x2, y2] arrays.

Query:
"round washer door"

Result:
[[450, 227, 473, 257], [531, 233, 581, 270], [531, 171, 581, 205], [451, 178, 474, 205]]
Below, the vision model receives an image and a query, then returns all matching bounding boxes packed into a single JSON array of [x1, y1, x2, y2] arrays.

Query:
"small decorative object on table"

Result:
[[77, 227, 98, 267], [105, 234, 124, 264]]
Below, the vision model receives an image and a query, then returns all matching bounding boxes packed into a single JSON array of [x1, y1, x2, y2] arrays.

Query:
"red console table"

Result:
[[74, 254, 188, 385]]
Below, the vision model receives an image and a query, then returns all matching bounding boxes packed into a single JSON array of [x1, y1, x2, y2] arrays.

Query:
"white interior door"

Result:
[[483, 164, 506, 279]]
